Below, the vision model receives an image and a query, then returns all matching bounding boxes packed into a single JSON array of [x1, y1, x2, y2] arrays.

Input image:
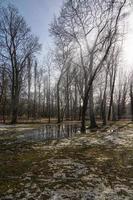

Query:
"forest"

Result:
[[0, 0, 133, 199], [0, 0, 132, 132]]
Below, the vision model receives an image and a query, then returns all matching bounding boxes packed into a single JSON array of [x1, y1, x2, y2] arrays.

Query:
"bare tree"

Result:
[[0, 5, 41, 123], [50, 0, 127, 132], [49, 32, 73, 123]]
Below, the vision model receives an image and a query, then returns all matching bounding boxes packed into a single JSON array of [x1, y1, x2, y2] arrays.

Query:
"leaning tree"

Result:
[[50, 0, 127, 132]]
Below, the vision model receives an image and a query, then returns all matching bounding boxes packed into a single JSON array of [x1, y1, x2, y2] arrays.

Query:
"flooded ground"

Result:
[[0, 122, 133, 200]]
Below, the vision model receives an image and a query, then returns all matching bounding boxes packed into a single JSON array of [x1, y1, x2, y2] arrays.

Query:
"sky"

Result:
[[1, 0, 133, 70], [2, 0, 64, 61]]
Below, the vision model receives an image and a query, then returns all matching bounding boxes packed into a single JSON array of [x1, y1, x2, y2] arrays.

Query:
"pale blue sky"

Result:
[[2, 0, 64, 60]]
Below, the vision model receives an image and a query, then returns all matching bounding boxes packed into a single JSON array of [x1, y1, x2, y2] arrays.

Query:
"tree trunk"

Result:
[[48, 66, 51, 123], [74, 82, 77, 120], [79, 98, 82, 121], [130, 83, 133, 121], [81, 103, 87, 132], [81, 82, 97, 132], [33, 62, 37, 120], [11, 91, 19, 124], [27, 58, 31, 120], [101, 68, 109, 126], [11, 68, 19, 124], [108, 68, 116, 121], [57, 83, 61, 123], [89, 85, 97, 128], [38, 85, 41, 118], [101, 96, 107, 126], [66, 72, 69, 120], [81, 94, 89, 132], [112, 103, 116, 121], [70, 92, 73, 121]]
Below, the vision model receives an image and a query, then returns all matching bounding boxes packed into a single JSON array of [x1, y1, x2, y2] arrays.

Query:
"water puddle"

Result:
[[0, 123, 81, 144]]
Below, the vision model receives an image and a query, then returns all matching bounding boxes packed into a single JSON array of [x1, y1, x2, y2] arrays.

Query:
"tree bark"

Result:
[[108, 67, 117, 121], [27, 57, 32, 120], [130, 83, 133, 121], [89, 85, 97, 128], [57, 83, 61, 123], [11, 66, 20, 124]]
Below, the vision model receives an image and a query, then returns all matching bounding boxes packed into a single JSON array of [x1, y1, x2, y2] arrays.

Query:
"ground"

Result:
[[0, 121, 133, 200]]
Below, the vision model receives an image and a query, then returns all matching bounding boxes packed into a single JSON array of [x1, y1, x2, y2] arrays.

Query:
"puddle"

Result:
[[16, 124, 80, 143], [0, 123, 81, 145]]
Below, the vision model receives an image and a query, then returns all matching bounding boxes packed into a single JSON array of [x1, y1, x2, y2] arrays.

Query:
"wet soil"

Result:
[[0, 122, 133, 199]]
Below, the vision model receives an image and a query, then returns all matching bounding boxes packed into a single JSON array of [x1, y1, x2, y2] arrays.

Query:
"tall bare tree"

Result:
[[0, 5, 40, 123], [50, 0, 127, 132]]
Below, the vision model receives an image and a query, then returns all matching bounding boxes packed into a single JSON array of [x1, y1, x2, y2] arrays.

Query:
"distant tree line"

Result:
[[0, 1, 133, 132]]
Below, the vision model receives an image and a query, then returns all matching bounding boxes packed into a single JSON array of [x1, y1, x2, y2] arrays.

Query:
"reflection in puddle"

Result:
[[17, 124, 80, 142]]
